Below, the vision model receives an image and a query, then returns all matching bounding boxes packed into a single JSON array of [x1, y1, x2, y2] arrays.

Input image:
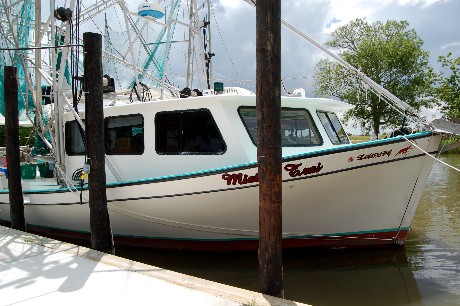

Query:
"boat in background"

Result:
[[0, 0, 456, 251]]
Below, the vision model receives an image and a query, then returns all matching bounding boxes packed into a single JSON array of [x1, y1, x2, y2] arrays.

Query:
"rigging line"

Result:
[[79, 2, 105, 37], [54, 163, 88, 201], [402, 135, 460, 173], [210, 4, 243, 82], [107, 203, 259, 237], [395, 162, 423, 241], [0, 44, 82, 51], [281, 78, 291, 95], [106, 204, 394, 243], [212, 70, 255, 90]]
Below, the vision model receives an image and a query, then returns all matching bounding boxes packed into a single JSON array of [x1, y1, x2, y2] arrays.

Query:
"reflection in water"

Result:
[[116, 247, 422, 306], [405, 155, 460, 305], [116, 156, 460, 305]]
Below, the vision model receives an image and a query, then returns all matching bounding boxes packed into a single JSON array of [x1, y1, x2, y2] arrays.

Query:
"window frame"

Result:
[[155, 108, 227, 155], [316, 110, 350, 145], [237, 106, 323, 147], [104, 113, 145, 155], [65, 120, 86, 156]]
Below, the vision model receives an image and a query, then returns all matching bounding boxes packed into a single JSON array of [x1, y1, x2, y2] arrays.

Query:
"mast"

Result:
[[161, 0, 176, 99], [34, 0, 42, 128], [185, 0, 193, 89], [206, 0, 212, 86], [50, 0, 63, 169]]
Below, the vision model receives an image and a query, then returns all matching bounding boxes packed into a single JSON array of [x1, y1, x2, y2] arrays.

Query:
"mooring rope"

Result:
[[402, 135, 460, 173]]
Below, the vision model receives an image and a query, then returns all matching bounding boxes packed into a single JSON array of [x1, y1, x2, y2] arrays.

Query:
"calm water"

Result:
[[117, 155, 460, 305]]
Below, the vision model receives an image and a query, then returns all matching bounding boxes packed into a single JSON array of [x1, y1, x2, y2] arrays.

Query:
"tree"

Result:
[[435, 52, 460, 120], [313, 19, 434, 138]]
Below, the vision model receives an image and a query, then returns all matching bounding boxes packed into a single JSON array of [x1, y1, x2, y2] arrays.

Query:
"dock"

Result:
[[0, 226, 307, 305]]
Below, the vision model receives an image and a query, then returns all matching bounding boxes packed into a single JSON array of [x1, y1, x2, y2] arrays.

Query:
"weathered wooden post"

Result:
[[83, 32, 114, 254], [4, 66, 26, 231], [256, 0, 283, 298]]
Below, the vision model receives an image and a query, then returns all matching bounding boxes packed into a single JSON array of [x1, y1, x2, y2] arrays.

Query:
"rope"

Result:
[[210, 5, 244, 83], [106, 203, 259, 237], [281, 78, 291, 95], [402, 135, 460, 173], [54, 163, 88, 202], [106, 203, 396, 244], [395, 161, 423, 240]]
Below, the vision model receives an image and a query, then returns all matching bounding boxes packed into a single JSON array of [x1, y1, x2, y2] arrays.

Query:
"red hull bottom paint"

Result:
[[12, 223, 408, 252]]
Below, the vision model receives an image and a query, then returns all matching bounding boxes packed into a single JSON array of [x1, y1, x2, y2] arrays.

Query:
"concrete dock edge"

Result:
[[0, 225, 309, 305]]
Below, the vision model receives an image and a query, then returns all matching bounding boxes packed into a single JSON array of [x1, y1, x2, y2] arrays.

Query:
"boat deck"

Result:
[[0, 225, 306, 306]]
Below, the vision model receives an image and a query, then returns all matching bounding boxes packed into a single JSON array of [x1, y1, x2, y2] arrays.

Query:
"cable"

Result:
[[210, 5, 244, 83], [402, 135, 460, 173], [0, 44, 82, 51]]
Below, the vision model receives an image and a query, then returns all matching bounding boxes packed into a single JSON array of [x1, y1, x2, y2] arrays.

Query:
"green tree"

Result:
[[313, 19, 434, 138], [435, 52, 460, 119], [0, 125, 34, 147]]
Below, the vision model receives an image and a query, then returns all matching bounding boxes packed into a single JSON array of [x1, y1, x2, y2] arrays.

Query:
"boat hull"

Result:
[[0, 132, 441, 251]]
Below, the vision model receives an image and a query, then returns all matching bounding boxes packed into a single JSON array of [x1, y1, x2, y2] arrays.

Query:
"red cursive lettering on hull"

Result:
[[222, 173, 259, 185], [284, 162, 323, 177], [222, 162, 324, 185]]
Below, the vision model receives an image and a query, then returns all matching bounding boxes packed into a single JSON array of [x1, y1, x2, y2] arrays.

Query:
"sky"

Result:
[[71, 0, 460, 103], [4, 0, 459, 128], [206, 0, 460, 98], [186, 0, 459, 128]]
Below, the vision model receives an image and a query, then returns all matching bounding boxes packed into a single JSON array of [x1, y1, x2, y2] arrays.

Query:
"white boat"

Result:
[[0, 0, 455, 251]]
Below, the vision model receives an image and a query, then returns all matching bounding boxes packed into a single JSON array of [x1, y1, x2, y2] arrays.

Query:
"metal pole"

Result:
[[35, 0, 43, 131], [5, 66, 26, 231], [256, 0, 283, 298], [160, 0, 176, 99], [84, 32, 114, 254], [206, 0, 212, 86]]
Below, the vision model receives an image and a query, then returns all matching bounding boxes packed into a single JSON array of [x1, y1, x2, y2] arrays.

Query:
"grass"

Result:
[[441, 137, 460, 154], [349, 135, 371, 143]]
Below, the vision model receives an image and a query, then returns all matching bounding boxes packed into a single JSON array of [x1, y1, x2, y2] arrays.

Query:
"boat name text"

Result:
[[284, 162, 324, 178], [221, 162, 323, 185], [357, 150, 392, 160], [222, 173, 259, 185]]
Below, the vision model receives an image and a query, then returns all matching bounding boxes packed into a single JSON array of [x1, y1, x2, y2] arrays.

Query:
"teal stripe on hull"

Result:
[[25, 223, 410, 242]]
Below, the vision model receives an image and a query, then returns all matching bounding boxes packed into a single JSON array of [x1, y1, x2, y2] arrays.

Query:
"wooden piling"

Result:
[[83, 32, 114, 254], [4, 66, 26, 231], [256, 0, 283, 298]]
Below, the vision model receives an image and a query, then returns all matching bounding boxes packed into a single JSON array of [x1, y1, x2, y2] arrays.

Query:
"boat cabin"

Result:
[[63, 90, 353, 184]]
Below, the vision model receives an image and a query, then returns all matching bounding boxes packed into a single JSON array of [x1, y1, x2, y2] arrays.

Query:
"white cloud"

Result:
[[241, 41, 255, 53], [441, 41, 460, 50], [219, 0, 245, 10], [395, 0, 448, 7]]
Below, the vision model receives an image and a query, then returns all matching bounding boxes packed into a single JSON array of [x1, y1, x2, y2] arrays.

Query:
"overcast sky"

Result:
[[205, 0, 460, 96]]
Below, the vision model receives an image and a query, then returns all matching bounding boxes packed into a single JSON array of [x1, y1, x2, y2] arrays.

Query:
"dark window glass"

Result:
[[317, 111, 350, 145], [155, 109, 226, 155], [105, 114, 144, 155], [156, 112, 181, 154], [65, 120, 86, 156], [238, 107, 323, 147]]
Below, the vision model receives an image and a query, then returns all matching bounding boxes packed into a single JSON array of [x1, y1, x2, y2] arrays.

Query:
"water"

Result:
[[116, 155, 460, 305], [405, 154, 460, 305]]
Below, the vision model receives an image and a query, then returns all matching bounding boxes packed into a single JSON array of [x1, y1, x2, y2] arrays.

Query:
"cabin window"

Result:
[[317, 111, 350, 145], [105, 114, 144, 155], [155, 109, 226, 155], [238, 107, 323, 147], [65, 120, 86, 155]]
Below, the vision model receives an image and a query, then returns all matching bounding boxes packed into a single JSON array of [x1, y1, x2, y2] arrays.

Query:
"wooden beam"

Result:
[[84, 32, 114, 254], [256, 0, 283, 298], [4, 66, 26, 231]]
